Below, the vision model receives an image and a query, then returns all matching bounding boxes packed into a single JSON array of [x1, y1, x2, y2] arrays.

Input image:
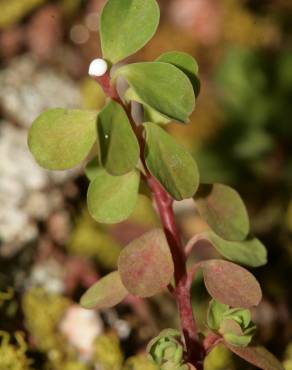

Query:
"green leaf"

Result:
[[201, 259, 262, 308], [28, 108, 97, 170], [156, 51, 200, 97], [87, 168, 140, 224], [115, 62, 195, 123], [206, 231, 267, 267], [97, 99, 139, 175], [80, 271, 128, 309], [226, 345, 284, 370], [144, 123, 199, 200], [118, 229, 174, 297], [100, 0, 160, 64], [207, 299, 229, 331], [194, 183, 250, 241]]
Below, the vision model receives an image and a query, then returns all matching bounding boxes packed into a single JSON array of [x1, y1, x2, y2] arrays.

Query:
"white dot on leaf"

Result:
[[88, 59, 108, 77]]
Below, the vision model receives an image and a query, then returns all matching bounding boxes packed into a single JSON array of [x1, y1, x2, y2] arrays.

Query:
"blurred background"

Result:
[[0, 0, 291, 369]]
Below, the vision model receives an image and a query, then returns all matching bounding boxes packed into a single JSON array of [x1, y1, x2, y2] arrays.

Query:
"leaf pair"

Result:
[[81, 229, 174, 309], [86, 100, 140, 224], [124, 52, 200, 125]]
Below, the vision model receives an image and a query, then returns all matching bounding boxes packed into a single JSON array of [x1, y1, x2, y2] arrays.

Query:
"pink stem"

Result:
[[203, 332, 222, 354]]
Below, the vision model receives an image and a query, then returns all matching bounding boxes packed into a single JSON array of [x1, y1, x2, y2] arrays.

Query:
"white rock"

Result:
[[59, 305, 104, 359]]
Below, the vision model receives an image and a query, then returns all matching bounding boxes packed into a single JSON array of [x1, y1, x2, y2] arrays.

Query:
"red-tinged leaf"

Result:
[[226, 344, 284, 370], [80, 271, 128, 309], [194, 183, 250, 241], [118, 229, 174, 297], [201, 260, 262, 308]]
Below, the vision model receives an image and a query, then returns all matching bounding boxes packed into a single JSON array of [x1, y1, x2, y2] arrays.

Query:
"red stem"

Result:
[[96, 71, 204, 368]]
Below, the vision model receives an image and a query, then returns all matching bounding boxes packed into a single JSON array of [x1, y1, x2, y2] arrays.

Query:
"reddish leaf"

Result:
[[118, 229, 174, 297], [80, 271, 128, 309], [201, 260, 262, 308], [227, 344, 284, 370]]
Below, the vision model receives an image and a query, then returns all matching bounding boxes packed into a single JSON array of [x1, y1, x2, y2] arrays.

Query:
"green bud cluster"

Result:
[[147, 329, 189, 370], [207, 299, 256, 347]]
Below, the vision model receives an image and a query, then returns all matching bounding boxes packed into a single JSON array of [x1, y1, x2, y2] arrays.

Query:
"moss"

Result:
[[22, 288, 70, 353], [0, 0, 45, 27], [0, 332, 33, 370], [123, 355, 158, 370], [93, 333, 124, 370]]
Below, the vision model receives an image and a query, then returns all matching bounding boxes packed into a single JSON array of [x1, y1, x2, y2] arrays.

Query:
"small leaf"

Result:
[[118, 229, 174, 297], [80, 271, 128, 309], [28, 108, 97, 170], [144, 123, 199, 200], [115, 62, 195, 123], [97, 99, 139, 175], [100, 0, 160, 64], [156, 51, 200, 96], [87, 168, 140, 224], [207, 299, 229, 331], [206, 231, 267, 267], [226, 345, 284, 370], [221, 320, 253, 347], [194, 183, 250, 241], [201, 259, 262, 308]]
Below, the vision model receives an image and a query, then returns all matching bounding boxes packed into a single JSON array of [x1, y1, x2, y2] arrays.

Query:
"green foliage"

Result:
[[118, 229, 174, 297], [200, 259, 262, 308], [28, 109, 97, 170], [97, 99, 139, 175], [80, 271, 128, 309], [115, 62, 195, 123], [26, 2, 277, 368], [100, 0, 160, 64], [194, 183, 249, 241], [144, 123, 199, 200], [87, 168, 140, 224], [156, 51, 200, 97], [207, 300, 256, 347]]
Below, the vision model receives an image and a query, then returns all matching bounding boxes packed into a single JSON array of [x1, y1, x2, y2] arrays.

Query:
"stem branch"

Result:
[[96, 71, 204, 368]]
